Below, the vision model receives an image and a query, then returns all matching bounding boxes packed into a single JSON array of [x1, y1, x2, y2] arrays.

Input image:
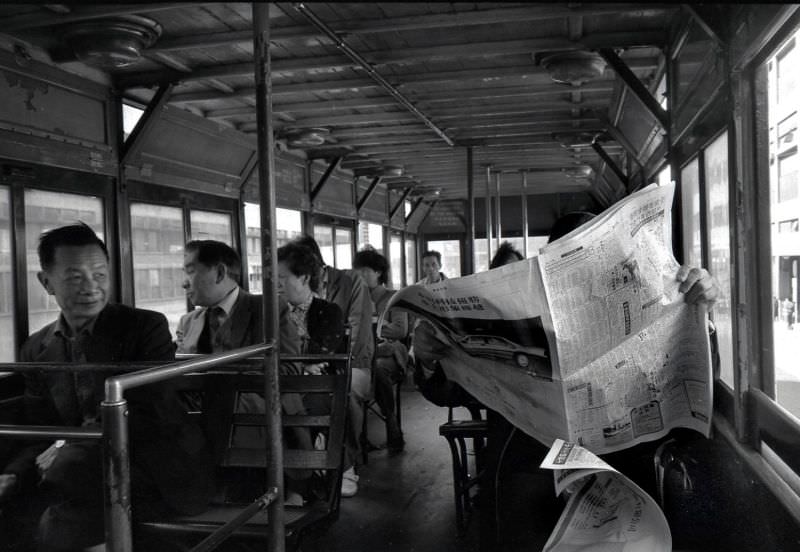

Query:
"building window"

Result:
[[26, 190, 104, 335], [130, 203, 185, 336], [0, 187, 14, 360]]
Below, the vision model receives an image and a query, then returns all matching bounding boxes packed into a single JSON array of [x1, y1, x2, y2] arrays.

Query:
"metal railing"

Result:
[[0, 342, 283, 552]]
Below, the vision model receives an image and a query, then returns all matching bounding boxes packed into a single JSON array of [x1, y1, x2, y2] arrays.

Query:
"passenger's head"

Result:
[[292, 235, 324, 265], [353, 248, 389, 289], [36, 223, 111, 330], [548, 211, 596, 243], [182, 240, 241, 307], [277, 242, 321, 306], [421, 250, 442, 281], [489, 241, 524, 269]]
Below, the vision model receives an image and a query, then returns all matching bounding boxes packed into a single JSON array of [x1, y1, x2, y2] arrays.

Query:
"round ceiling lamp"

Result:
[[63, 15, 162, 68], [540, 51, 607, 86], [562, 165, 594, 179], [283, 127, 330, 148]]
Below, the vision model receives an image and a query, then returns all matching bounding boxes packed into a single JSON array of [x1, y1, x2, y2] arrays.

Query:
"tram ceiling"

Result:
[[0, 2, 677, 201]]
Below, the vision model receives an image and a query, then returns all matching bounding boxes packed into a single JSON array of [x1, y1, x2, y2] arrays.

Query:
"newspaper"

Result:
[[382, 182, 712, 454], [539, 439, 671, 551]]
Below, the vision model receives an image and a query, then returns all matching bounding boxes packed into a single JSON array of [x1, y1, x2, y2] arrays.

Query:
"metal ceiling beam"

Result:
[[121, 83, 173, 166], [591, 141, 629, 190], [309, 156, 342, 202], [405, 198, 426, 224], [681, 4, 728, 46], [597, 48, 668, 129], [0, 3, 203, 31], [356, 176, 382, 212], [293, 3, 454, 147], [389, 187, 413, 218]]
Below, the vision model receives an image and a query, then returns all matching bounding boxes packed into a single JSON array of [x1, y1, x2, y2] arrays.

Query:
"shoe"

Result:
[[341, 466, 359, 498]]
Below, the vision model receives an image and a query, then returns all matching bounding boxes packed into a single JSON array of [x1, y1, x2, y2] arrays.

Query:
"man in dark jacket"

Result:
[[0, 223, 214, 551]]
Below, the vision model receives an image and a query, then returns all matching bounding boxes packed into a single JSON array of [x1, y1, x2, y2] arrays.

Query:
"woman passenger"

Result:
[[353, 248, 408, 453]]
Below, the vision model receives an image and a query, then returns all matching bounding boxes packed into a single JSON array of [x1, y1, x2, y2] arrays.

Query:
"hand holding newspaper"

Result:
[[539, 439, 671, 552], [382, 182, 712, 454]]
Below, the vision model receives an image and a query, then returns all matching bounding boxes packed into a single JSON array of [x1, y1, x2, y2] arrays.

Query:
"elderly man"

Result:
[[0, 223, 213, 552]]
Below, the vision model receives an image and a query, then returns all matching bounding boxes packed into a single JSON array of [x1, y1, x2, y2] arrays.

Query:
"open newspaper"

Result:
[[539, 439, 671, 551], [382, 182, 712, 454]]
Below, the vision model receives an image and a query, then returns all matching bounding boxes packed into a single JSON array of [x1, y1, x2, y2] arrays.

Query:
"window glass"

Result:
[[474, 239, 489, 273], [766, 30, 800, 417], [427, 239, 461, 278], [358, 221, 384, 254], [335, 227, 353, 269], [404, 200, 412, 218], [0, 187, 14, 360], [680, 159, 703, 267], [130, 203, 185, 336], [244, 204, 303, 293], [26, 190, 104, 335], [313, 225, 335, 267], [658, 164, 673, 186], [190, 210, 232, 244], [704, 131, 734, 388], [389, 232, 403, 289], [405, 237, 417, 284], [122, 103, 144, 141], [527, 236, 550, 256]]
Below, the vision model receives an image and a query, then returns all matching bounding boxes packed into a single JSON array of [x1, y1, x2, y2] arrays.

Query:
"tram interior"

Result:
[[1, 2, 800, 551]]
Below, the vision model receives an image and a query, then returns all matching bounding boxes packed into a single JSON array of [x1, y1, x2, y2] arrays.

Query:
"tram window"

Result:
[[358, 221, 384, 255], [404, 200, 412, 218], [680, 158, 703, 267], [189, 210, 232, 244], [474, 239, 489, 273], [528, 236, 549, 256], [25, 190, 104, 335], [335, 227, 353, 269], [704, 131, 734, 388], [129, 203, 185, 336], [122, 103, 144, 141], [243, 204, 303, 293], [0, 187, 14, 361], [405, 237, 417, 284], [389, 232, 403, 288], [314, 225, 335, 267], [427, 239, 461, 278], [764, 29, 800, 418], [657, 164, 672, 186]]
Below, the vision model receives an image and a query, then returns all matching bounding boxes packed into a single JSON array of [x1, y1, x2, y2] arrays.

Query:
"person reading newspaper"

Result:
[[411, 210, 720, 547]]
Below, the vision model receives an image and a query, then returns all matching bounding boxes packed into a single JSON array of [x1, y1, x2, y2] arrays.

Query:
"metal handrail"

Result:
[[102, 342, 276, 552], [189, 488, 280, 552], [0, 425, 102, 440]]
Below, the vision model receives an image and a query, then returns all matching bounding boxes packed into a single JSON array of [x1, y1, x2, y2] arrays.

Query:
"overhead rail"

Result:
[[293, 2, 454, 147]]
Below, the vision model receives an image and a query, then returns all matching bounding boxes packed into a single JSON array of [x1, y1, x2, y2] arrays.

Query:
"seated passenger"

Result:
[[0, 223, 213, 552], [489, 241, 524, 269], [353, 248, 408, 453], [289, 235, 373, 498], [418, 249, 447, 284]]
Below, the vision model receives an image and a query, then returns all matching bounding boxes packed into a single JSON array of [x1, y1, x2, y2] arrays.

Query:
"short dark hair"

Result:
[[548, 212, 596, 243], [278, 242, 321, 291], [489, 241, 524, 269], [292, 235, 324, 264], [185, 240, 242, 284], [38, 223, 108, 271], [353, 249, 389, 285], [421, 250, 442, 264]]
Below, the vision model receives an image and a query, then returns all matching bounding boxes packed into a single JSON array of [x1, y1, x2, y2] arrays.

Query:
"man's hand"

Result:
[[676, 265, 719, 308], [0, 473, 18, 502], [413, 321, 451, 362], [35, 440, 64, 476]]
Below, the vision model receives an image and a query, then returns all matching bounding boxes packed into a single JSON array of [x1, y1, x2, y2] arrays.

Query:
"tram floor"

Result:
[[315, 387, 481, 552]]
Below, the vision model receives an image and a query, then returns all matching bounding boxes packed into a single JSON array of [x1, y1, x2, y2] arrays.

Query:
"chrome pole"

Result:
[[521, 171, 529, 258]]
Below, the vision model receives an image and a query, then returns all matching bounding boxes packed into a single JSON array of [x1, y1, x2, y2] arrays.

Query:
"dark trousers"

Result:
[[373, 356, 403, 442]]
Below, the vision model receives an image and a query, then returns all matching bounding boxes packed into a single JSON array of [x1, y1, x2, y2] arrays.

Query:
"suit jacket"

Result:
[[324, 267, 374, 371], [176, 289, 300, 357], [306, 297, 346, 355], [6, 303, 213, 515]]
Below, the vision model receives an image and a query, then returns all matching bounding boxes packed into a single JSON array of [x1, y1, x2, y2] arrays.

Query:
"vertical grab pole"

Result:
[[103, 398, 132, 552], [485, 165, 492, 262], [252, 3, 285, 551], [466, 147, 475, 275], [495, 171, 502, 250], [521, 171, 529, 258]]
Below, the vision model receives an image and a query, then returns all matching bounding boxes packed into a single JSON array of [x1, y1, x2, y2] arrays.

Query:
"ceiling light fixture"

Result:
[[539, 51, 607, 86], [62, 15, 162, 68]]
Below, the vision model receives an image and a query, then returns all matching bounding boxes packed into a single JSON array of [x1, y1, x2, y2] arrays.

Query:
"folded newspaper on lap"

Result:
[[382, 182, 712, 454], [539, 439, 671, 552]]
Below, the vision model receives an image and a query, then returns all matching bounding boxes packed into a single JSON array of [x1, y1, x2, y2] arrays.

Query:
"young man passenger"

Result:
[[0, 223, 213, 552], [418, 250, 447, 284]]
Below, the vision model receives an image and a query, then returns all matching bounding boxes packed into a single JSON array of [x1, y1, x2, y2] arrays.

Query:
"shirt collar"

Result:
[[210, 286, 239, 317], [292, 292, 314, 314], [54, 313, 99, 339]]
